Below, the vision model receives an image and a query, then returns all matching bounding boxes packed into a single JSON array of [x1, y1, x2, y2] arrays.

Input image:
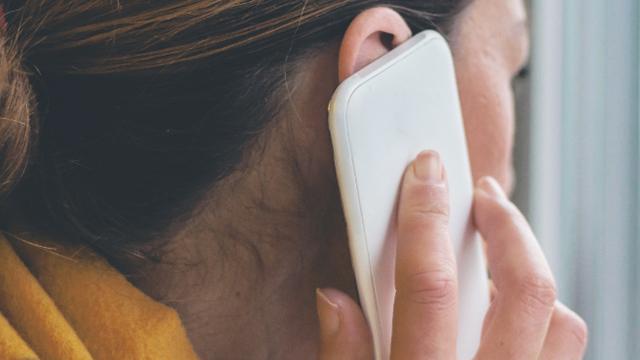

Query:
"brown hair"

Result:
[[0, 0, 471, 261]]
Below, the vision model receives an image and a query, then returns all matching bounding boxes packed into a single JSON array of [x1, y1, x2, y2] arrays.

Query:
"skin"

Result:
[[127, 0, 588, 359]]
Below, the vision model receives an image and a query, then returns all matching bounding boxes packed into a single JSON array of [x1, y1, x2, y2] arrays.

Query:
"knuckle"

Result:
[[400, 268, 457, 309], [403, 210, 449, 237], [558, 310, 589, 350], [570, 316, 589, 349], [403, 185, 449, 230], [405, 183, 449, 216], [517, 272, 557, 317], [412, 202, 450, 221]]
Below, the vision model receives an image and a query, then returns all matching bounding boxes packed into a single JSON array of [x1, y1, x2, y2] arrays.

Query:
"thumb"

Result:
[[316, 288, 374, 360]]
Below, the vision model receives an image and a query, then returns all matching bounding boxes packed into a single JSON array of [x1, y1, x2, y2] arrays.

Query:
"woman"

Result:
[[0, 0, 587, 359]]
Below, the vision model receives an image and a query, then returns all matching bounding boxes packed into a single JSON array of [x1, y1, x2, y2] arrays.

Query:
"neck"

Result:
[[125, 123, 356, 359]]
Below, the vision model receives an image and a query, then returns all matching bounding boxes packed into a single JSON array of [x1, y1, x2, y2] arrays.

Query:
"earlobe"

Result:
[[338, 7, 412, 82]]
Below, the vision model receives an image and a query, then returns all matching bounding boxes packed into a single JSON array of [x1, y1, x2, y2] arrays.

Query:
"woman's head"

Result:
[[0, 0, 528, 357], [0, 0, 487, 259]]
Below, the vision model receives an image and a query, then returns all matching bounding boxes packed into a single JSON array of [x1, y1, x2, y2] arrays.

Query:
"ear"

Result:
[[338, 7, 412, 82]]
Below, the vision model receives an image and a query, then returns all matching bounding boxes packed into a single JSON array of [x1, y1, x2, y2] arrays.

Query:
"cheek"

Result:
[[456, 69, 516, 192]]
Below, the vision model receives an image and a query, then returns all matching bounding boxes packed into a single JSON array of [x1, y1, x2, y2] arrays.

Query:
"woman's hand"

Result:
[[316, 150, 588, 359]]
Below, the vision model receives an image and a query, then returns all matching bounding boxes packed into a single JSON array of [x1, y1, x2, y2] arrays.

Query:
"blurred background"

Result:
[[512, 0, 639, 358]]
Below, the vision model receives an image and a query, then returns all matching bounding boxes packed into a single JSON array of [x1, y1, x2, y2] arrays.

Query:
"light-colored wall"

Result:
[[527, 0, 639, 358]]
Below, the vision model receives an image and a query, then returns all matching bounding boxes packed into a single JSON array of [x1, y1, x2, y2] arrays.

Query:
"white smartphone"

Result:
[[328, 30, 489, 360]]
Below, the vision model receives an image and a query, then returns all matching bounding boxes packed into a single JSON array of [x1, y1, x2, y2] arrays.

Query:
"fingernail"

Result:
[[316, 288, 341, 336], [476, 176, 506, 199], [413, 150, 442, 182]]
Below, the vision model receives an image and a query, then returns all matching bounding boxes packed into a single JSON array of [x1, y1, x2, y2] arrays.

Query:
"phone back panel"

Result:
[[328, 30, 489, 360]]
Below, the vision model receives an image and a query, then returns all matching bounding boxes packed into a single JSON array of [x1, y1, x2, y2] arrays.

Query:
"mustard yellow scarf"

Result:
[[0, 233, 198, 359]]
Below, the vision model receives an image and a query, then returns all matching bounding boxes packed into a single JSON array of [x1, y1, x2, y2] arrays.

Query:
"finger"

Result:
[[391, 150, 457, 359], [539, 302, 588, 360], [316, 288, 373, 360], [473, 176, 556, 359]]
